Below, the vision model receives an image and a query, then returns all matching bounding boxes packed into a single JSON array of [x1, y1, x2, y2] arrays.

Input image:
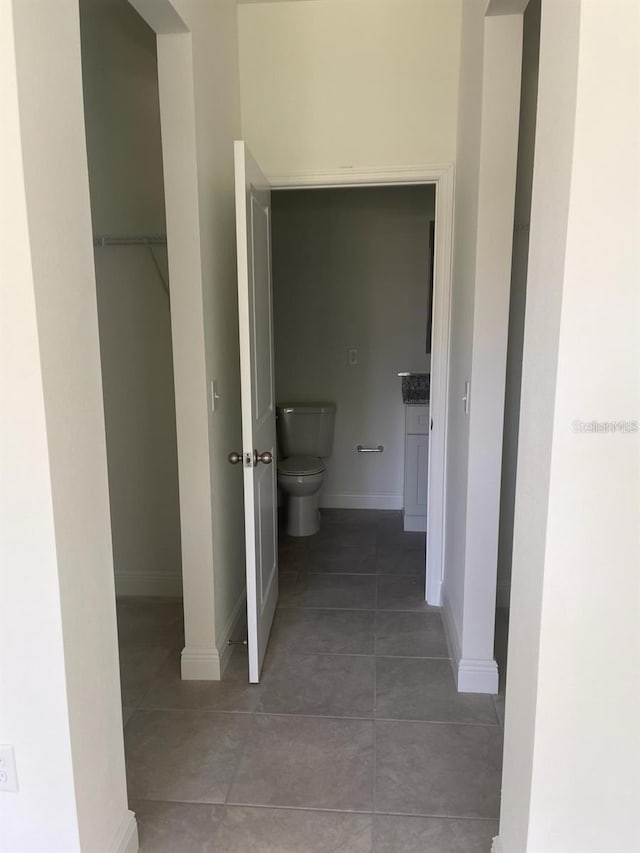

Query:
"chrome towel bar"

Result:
[[357, 445, 384, 453]]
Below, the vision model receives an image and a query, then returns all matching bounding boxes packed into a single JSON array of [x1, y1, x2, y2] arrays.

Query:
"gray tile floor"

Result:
[[118, 510, 503, 852]]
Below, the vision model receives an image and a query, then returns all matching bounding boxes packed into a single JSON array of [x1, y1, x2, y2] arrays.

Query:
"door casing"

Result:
[[269, 164, 455, 606]]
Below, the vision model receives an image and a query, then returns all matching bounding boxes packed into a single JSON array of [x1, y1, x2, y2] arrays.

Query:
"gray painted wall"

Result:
[[496, 0, 541, 610], [272, 186, 434, 508]]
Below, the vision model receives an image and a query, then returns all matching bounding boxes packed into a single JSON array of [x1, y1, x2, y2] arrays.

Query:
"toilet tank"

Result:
[[277, 404, 336, 458]]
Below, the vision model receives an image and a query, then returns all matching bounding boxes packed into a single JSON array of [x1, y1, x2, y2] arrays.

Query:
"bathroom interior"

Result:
[[271, 185, 435, 541]]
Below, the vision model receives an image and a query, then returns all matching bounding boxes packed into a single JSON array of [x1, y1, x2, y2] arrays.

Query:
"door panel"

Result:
[[234, 140, 278, 683]]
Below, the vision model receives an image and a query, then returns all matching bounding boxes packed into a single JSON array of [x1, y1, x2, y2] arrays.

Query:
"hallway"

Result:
[[118, 510, 503, 852]]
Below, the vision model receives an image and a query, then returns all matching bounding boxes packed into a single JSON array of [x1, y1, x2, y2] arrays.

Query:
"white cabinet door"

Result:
[[404, 433, 429, 519]]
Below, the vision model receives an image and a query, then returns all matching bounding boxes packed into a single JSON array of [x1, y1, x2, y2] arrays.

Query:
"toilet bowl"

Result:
[[276, 404, 336, 537], [277, 456, 326, 537]]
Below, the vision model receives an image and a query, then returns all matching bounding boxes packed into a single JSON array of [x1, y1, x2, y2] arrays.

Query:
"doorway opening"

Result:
[[79, 0, 184, 715], [269, 182, 437, 689], [272, 185, 435, 521], [233, 147, 455, 683]]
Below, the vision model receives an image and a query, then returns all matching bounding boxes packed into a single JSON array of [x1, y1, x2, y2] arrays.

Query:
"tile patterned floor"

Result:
[[117, 510, 503, 852]]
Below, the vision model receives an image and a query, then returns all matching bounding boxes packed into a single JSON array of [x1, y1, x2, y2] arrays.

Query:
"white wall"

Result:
[[0, 0, 133, 849], [442, 1, 522, 692], [496, 0, 540, 611], [238, 0, 462, 176], [498, 1, 640, 850], [131, 0, 246, 678], [81, 0, 182, 597], [441, 0, 484, 656], [272, 186, 434, 509]]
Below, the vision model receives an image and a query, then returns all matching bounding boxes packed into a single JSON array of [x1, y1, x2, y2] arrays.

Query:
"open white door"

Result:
[[232, 140, 278, 683]]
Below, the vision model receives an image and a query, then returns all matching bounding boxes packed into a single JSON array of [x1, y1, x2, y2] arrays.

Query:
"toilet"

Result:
[[276, 403, 336, 537]]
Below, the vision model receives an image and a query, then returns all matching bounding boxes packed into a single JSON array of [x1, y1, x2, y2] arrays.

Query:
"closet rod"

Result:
[[93, 234, 167, 247]]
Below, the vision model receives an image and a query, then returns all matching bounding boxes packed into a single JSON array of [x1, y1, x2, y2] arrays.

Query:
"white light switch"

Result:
[[0, 745, 18, 792], [348, 348, 358, 366], [210, 380, 220, 412], [463, 380, 470, 414]]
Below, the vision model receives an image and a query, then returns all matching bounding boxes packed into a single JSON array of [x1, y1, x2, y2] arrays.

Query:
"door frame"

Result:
[[269, 164, 454, 605]]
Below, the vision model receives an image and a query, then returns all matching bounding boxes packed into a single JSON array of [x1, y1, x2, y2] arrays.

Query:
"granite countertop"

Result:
[[400, 373, 430, 405]]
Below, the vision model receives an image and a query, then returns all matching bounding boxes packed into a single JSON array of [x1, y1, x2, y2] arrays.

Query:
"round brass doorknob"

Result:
[[228, 451, 242, 465], [253, 450, 273, 465]]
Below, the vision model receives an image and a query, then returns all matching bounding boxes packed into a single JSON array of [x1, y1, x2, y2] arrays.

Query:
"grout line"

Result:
[[279, 570, 426, 579], [248, 710, 500, 728], [224, 799, 373, 815], [276, 604, 440, 613], [373, 653, 451, 661], [133, 705, 256, 715], [130, 796, 499, 823]]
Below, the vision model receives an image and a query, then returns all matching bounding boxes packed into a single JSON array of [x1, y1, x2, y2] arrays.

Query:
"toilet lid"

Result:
[[278, 455, 325, 476]]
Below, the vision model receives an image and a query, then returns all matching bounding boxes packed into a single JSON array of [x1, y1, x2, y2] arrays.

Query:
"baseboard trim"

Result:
[[320, 492, 403, 511], [111, 810, 138, 853], [402, 511, 427, 532], [115, 571, 182, 598], [181, 646, 222, 681], [441, 586, 499, 694], [491, 835, 504, 853], [216, 592, 247, 677], [458, 657, 499, 694]]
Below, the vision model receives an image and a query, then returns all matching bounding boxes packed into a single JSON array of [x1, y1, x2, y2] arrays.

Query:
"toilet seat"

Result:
[[278, 455, 325, 476]]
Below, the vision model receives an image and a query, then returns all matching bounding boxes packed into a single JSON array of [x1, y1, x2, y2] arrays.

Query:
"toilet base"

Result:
[[286, 495, 321, 537]]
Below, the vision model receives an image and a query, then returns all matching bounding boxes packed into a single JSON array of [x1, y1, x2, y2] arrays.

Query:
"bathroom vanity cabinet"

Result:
[[403, 404, 429, 532]]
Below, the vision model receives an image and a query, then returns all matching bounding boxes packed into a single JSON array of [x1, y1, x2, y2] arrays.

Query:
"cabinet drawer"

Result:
[[406, 405, 430, 435]]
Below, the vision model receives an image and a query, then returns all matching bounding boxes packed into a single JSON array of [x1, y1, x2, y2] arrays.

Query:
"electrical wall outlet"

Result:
[[0, 745, 18, 792]]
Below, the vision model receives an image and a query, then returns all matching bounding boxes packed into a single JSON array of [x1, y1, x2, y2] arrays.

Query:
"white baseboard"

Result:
[[320, 492, 403, 510], [491, 835, 504, 853], [181, 592, 247, 681], [111, 810, 138, 853], [402, 511, 427, 532], [442, 586, 499, 695], [115, 571, 182, 598], [181, 645, 223, 680], [216, 592, 247, 678], [457, 657, 499, 694]]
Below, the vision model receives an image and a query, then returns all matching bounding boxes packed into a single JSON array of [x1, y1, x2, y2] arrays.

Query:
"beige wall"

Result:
[[0, 0, 132, 848], [81, 0, 182, 597], [132, 0, 246, 677], [442, 0, 485, 658], [238, 0, 462, 176], [186, 0, 247, 660], [499, 1, 640, 850], [272, 186, 434, 507], [442, 1, 522, 692]]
